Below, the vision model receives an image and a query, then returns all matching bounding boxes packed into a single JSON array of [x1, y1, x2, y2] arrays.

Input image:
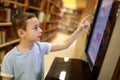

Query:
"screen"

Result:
[[85, 0, 114, 71]]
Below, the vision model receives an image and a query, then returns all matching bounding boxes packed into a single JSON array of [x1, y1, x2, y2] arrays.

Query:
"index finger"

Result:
[[82, 15, 90, 22]]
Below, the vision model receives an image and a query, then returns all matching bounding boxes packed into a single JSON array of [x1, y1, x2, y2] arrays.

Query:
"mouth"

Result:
[[38, 34, 42, 38], [38, 35, 41, 38], [39, 33, 42, 37]]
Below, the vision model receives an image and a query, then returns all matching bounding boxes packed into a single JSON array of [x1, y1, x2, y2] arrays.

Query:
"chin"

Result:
[[36, 39, 40, 42]]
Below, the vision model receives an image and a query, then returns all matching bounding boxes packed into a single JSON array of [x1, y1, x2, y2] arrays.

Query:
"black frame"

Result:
[[85, 0, 118, 79]]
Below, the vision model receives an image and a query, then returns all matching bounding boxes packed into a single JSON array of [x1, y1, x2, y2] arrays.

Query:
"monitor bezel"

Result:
[[85, 0, 115, 73]]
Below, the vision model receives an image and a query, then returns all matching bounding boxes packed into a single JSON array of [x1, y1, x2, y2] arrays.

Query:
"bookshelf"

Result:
[[0, 0, 63, 66], [41, 0, 63, 41], [59, 9, 83, 34]]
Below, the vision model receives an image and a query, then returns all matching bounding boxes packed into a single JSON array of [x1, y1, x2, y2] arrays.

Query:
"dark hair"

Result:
[[12, 8, 36, 38]]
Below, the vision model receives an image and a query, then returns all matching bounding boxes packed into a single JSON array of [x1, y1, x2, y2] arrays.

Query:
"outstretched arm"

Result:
[[50, 15, 90, 52]]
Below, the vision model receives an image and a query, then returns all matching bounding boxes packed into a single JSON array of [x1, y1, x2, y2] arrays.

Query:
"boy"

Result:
[[1, 8, 90, 80]]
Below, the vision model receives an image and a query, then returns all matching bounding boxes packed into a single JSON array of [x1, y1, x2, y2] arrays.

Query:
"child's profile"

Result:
[[0, 8, 90, 80]]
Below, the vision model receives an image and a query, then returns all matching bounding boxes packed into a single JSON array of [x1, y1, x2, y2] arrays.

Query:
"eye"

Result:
[[34, 26, 38, 30], [33, 25, 39, 30]]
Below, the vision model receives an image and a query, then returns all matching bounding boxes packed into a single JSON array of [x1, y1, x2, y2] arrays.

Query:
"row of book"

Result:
[[0, 1, 61, 23], [0, 26, 16, 45], [28, 0, 42, 8], [49, 5, 61, 13], [0, 7, 8, 22], [59, 11, 81, 34], [0, 7, 16, 45], [46, 13, 61, 22], [0, 6, 46, 23], [50, 0, 63, 7], [0, 7, 16, 23], [0, 28, 6, 45], [10, 0, 42, 8]]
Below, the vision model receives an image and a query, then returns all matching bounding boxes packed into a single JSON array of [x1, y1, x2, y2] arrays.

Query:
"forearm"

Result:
[[63, 26, 83, 48], [50, 26, 84, 52], [50, 15, 90, 52], [63, 17, 90, 49]]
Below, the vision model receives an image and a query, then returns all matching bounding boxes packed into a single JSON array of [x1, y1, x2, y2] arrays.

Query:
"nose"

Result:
[[39, 27, 43, 33]]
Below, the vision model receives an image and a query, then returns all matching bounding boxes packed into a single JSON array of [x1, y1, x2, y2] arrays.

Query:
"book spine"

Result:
[[0, 7, 7, 22], [0, 28, 6, 44], [38, 12, 45, 23], [1, 28, 6, 44], [0, 30, 2, 44], [0, 50, 5, 65], [5, 8, 11, 22]]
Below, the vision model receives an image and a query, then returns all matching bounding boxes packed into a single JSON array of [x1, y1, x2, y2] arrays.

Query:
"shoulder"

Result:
[[1, 48, 16, 78], [34, 42, 52, 54], [35, 42, 51, 48], [3, 47, 17, 62]]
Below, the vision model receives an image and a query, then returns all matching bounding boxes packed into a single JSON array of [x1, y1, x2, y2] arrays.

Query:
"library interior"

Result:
[[0, 0, 120, 80]]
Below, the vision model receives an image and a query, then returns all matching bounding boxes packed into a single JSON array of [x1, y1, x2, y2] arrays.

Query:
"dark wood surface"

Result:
[[45, 57, 92, 80]]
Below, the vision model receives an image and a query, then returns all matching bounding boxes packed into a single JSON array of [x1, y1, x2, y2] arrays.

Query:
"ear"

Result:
[[17, 29, 25, 38]]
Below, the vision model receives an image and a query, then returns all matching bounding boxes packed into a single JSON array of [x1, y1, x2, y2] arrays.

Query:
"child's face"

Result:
[[23, 17, 42, 42]]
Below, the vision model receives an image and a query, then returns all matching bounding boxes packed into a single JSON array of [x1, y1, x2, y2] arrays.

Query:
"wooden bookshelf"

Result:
[[4, 0, 25, 7], [0, 0, 63, 74], [0, 0, 63, 49], [59, 10, 82, 34], [41, 0, 63, 41], [0, 39, 20, 48]]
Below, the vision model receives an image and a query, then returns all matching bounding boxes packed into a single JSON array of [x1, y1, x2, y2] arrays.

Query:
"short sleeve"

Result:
[[1, 54, 14, 78], [36, 42, 51, 55]]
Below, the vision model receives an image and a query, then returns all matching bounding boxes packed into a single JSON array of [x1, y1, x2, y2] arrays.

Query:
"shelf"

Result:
[[50, 12, 60, 16], [0, 39, 20, 48], [3, 0, 41, 11], [42, 32, 57, 41], [48, 0, 61, 8], [28, 6, 41, 11], [0, 22, 12, 26], [44, 27, 57, 33], [46, 20, 58, 23], [4, 0, 25, 7]]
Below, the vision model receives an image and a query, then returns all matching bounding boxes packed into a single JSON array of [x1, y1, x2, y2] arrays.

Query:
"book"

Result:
[[38, 12, 45, 23], [5, 8, 11, 22], [3, 0, 10, 6], [29, 0, 33, 6], [33, 0, 41, 8], [0, 30, 2, 44], [0, 50, 5, 65], [1, 28, 6, 44], [46, 13, 51, 22], [10, 9, 16, 21], [0, 28, 4, 44], [36, 0, 42, 8], [0, 7, 7, 22], [50, 5, 54, 12]]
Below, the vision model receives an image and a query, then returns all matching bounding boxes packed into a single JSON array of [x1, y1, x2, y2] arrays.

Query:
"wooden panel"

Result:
[[112, 57, 120, 80]]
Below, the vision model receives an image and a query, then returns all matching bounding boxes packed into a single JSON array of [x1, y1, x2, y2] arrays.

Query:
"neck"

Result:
[[17, 40, 34, 53]]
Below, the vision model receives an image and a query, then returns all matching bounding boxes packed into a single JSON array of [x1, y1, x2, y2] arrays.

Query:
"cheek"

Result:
[[25, 29, 38, 38], [24, 31, 33, 38], [29, 32, 38, 39], [28, 32, 35, 37]]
